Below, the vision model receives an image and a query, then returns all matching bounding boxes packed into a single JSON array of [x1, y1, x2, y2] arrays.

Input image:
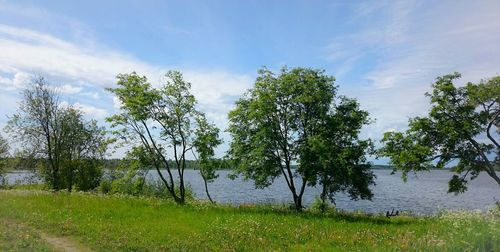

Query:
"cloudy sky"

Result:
[[1, 0, 499, 161]]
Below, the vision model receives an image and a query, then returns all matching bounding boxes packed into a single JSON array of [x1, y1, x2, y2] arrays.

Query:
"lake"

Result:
[[5, 169, 500, 215]]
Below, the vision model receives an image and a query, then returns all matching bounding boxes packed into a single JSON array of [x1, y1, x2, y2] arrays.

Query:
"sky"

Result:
[[0, 0, 499, 162]]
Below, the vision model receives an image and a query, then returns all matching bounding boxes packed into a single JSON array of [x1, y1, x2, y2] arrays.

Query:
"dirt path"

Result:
[[38, 231, 92, 252], [3, 219, 92, 252]]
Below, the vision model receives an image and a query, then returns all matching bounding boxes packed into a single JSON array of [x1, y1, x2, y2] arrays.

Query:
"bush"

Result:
[[310, 196, 336, 213], [0, 175, 7, 189], [98, 168, 193, 200]]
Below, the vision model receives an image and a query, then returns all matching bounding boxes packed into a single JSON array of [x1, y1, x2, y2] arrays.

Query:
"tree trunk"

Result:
[[320, 183, 327, 204], [293, 193, 303, 211], [202, 174, 215, 203], [487, 169, 500, 186]]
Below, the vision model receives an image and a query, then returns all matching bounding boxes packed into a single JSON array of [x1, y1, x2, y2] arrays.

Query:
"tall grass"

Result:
[[0, 190, 498, 251]]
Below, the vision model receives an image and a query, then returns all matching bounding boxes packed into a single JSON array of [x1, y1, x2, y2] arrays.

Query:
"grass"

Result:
[[0, 189, 498, 251], [0, 218, 53, 251]]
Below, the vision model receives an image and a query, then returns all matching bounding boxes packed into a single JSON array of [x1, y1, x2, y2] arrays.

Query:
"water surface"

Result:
[[6, 169, 500, 214]]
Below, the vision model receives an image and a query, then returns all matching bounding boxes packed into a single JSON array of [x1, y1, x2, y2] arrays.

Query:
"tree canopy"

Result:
[[310, 97, 375, 205], [5, 77, 109, 191], [0, 134, 8, 184], [228, 67, 374, 210], [107, 71, 222, 204], [380, 73, 500, 193]]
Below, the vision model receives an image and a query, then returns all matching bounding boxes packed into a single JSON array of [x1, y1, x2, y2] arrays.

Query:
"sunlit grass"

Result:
[[0, 189, 498, 251], [0, 218, 53, 251]]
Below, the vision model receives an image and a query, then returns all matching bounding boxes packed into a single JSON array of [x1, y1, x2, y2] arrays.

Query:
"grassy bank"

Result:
[[0, 190, 498, 251], [0, 218, 53, 251]]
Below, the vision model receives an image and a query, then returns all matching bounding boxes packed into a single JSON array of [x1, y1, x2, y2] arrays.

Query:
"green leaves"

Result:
[[5, 77, 109, 191], [0, 135, 8, 183], [380, 73, 500, 193], [311, 97, 375, 203], [228, 66, 373, 208], [108, 72, 159, 121], [107, 70, 222, 203]]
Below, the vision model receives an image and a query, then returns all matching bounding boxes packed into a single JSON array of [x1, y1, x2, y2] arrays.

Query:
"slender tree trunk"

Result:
[[202, 173, 214, 203], [321, 183, 327, 204], [191, 150, 215, 204], [487, 169, 500, 186], [140, 121, 183, 203]]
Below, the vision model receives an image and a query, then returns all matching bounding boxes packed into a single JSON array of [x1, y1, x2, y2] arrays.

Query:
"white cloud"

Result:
[[0, 22, 252, 156], [58, 84, 82, 94], [184, 70, 252, 125], [73, 102, 108, 120], [81, 92, 100, 100], [112, 95, 123, 109], [329, 0, 500, 146], [60, 101, 108, 120], [0, 30, 158, 86], [0, 71, 32, 90], [0, 23, 252, 108]]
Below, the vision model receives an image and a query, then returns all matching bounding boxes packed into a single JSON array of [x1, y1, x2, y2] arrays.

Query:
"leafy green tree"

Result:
[[309, 97, 375, 206], [6, 77, 63, 189], [107, 71, 222, 204], [0, 134, 8, 185], [105, 147, 152, 196], [59, 108, 109, 191], [380, 73, 500, 193], [192, 113, 222, 203], [5, 77, 108, 191], [228, 67, 374, 210]]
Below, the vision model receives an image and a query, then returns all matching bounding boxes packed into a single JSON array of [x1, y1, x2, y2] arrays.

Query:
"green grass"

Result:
[[0, 218, 53, 251], [0, 189, 498, 251]]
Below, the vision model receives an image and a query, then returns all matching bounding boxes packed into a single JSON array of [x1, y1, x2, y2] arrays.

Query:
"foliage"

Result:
[[0, 134, 8, 186], [58, 108, 109, 191], [228, 67, 374, 210], [192, 113, 222, 202], [379, 73, 500, 193], [107, 71, 221, 204], [310, 196, 335, 213], [4, 77, 109, 191], [309, 97, 375, 204], [0, 190, 498, 251], [97, 153, 194, 199]]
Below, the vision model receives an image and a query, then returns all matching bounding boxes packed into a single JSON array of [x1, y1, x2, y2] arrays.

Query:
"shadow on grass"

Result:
[[188, 201, 418, 226]]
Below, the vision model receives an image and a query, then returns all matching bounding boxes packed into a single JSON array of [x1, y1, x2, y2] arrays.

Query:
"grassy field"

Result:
[[0, 189, 498, 251], [0, 218, 53, 251]]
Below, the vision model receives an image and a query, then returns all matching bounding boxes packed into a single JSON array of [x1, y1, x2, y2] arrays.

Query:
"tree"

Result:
[[59, 108, 109, 191], [192, 113, 222, 203], [5, 77, 108, 191], [228, 67, 374, 210], [309, 97, 375, 206], [107, 71, 222, 204], [379, 73, 500, 193], [0, 134, 8, 185]]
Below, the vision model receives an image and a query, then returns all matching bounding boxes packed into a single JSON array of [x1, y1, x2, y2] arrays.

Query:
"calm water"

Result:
[[5, 169, 500, 214]]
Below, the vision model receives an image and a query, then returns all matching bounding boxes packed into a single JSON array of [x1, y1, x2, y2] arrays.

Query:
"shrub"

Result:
[[98, 168, 194, 200], [310, 196, 336, 213]]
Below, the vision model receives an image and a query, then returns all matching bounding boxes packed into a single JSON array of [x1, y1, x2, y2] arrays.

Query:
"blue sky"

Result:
[[1, 0, 500, 161]]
